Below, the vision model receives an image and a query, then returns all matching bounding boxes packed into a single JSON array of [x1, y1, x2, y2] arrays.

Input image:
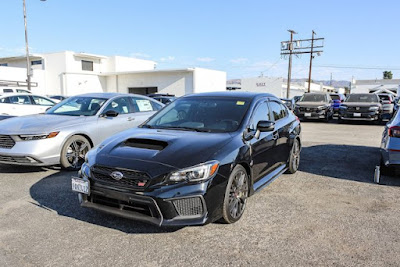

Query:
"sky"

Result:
[[1, 0, 400, 81]]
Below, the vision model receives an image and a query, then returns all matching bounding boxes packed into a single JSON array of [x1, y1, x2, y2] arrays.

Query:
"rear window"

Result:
[[379, 95, 390, 101]]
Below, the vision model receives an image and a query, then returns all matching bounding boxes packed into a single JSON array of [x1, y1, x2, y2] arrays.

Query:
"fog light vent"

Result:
[[172, 197, 203, 217]]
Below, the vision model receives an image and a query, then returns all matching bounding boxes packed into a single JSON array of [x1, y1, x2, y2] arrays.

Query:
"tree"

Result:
[[383, 71, 393, 79]]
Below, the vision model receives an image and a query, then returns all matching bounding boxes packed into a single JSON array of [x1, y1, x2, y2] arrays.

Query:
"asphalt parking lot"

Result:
[[1, 121, 400, 266]]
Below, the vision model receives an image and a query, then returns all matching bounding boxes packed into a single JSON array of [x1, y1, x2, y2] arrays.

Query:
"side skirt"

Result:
[[253, 164, 288, 193]]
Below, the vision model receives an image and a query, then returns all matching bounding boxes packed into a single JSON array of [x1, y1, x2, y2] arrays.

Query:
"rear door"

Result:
[[1, 95, 37, 116], [248, 100, 279, 181]]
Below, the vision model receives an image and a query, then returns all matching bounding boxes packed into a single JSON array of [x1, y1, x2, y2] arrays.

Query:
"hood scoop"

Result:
[[123, 138, 168, 151]]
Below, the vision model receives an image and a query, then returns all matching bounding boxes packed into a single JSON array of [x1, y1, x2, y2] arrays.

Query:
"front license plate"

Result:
[[305, 113, 311, 117], [72, 177, 90, 195], [353, 113, 361, 117]]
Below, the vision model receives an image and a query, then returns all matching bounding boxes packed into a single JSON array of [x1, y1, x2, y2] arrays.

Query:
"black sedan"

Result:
[[72, 92, 302, 226]]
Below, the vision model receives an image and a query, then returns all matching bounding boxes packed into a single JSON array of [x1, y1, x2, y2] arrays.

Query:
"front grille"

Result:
[[299, 107, 318, 112], [172, 197, 204, 217], [347, 107, 370, 112], [0, 135, 15, 149], [91, 165, 150, 190], [0, 155, 32, 163]]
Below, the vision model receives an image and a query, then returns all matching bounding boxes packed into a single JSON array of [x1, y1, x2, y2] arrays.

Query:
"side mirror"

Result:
[[257, 120, 275, 132], [101, 110, 119, 118]]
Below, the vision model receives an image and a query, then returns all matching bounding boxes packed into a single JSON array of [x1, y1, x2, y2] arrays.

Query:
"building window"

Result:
[[82, 60, 93, 71], [0, 63, 7, 66], [31, 60, 42, 65]]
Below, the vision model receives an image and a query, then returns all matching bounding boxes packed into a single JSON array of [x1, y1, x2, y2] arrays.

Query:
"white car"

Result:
[[1, 88, 31, 94], [0, 93, 56, 116]]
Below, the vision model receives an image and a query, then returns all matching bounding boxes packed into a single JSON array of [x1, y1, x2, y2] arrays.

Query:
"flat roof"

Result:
[[100, 68, 195, 76], [0, 54, 43, 62]]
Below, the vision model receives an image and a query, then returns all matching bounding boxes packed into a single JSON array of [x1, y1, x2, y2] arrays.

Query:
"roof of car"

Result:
[[72, 92, 156, 100], [0, 93, 52, 98], [183, 91, 276, 99]]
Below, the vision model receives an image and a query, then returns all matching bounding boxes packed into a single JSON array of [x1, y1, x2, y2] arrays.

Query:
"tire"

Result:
[[285, 138, 301, 174], [221, 165, 249, 224], [60, 135, 91, 170]]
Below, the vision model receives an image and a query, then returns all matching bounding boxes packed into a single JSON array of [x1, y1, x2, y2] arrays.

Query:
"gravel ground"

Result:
[[1, 121, 399, 266]]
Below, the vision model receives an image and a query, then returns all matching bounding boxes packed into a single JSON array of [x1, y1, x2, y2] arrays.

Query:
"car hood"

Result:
[[0, 114, 89, 135], [93, 128, 234, 176], [343, 102, 381, 107], [296, 102, 328, 107]]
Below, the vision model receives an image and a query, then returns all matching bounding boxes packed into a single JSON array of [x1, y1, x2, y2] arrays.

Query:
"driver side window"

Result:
[[249, 102, 270, 131], [103, 97, 133, 114]]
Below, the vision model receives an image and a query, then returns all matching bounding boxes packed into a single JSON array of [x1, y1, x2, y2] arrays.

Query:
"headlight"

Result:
[[168, 160, 219, 182], [369, 106, 379, 111], [19, 131, 59, 141]]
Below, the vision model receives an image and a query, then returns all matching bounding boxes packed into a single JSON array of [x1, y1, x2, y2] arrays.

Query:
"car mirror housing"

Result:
[[257, 120, 275, 132], [101, 110, 119, 118]]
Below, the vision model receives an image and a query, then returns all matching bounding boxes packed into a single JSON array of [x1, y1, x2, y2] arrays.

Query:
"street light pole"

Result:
[[23, 0, 31, 91]]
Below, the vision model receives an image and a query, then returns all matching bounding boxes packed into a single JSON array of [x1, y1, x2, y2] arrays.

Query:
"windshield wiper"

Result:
[[158, 126, 210, 132]]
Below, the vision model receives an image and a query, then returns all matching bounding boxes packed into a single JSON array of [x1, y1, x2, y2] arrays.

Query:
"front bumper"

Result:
[[77, 167, 226, 226], [0, 137, 62, 166], [295, 110, 326, 120], [339, 110, 380, 121]]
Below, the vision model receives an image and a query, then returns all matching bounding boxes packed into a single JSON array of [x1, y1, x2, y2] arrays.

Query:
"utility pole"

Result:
[[307, 30, 316, 93], [281, 31, 324, 95], [23, 0, 31, 91], [286, 30, 297, 99]]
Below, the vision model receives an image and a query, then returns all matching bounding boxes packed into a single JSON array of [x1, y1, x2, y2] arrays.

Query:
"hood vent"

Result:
[[123, 138, 168, 151]]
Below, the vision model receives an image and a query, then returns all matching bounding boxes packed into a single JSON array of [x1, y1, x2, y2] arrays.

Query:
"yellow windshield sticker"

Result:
[[236, 101, 245, 105]]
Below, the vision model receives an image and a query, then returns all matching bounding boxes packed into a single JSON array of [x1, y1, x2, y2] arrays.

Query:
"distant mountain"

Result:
[[289, 78, 351, 88]]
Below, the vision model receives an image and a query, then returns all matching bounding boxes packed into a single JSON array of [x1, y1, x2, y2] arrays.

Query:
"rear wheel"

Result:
[[221, 165, 249, 224], [285, 138, 300, 174], [60, 135, 91, 170]]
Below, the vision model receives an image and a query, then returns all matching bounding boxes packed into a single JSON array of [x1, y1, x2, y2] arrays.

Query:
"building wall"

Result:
[[105, 56, 156, 73], [0, 66, 45, 94], [241, 77, 283, 97], [193, 68, 226, 94], [106, 71, 194, 96], [351, 79, 400, 94]]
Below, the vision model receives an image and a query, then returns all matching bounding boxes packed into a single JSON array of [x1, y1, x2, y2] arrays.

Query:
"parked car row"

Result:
[[292, 92, 396, 123]]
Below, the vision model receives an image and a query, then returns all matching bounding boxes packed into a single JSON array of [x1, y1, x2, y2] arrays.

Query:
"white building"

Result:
[[351, 79, 400, 95], [227, 77, 335, 98], [0, 51, 226, 96]]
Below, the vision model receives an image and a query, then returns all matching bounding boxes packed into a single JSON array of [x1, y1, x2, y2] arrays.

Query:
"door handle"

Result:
[[127, 117, 135, 121]]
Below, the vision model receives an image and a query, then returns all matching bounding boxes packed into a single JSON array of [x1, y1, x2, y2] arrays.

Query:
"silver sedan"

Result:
[[380, 110, 400, 175], [0, 93, 164, 170]]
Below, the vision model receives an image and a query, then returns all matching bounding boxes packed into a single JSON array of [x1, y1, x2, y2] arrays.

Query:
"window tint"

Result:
[[0, 97, 10, 103], [8, 95, 32, 105], [32, 96, 54, 106], [131, 97, 155, 112], [249, 102, 270, 130], [103, 97, 133, 114], [16, 89, 31, 94], [269, 101, 287, 121], [3, 89, 13, 93], [151, 101, 163, 111]]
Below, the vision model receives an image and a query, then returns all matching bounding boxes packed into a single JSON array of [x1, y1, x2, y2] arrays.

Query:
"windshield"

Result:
[[330, 95, 340, 100], [46, 96, 107, 116], [300, 94, 327, 102], [346, 94, 379, 103], [142, 97, 251, 133]]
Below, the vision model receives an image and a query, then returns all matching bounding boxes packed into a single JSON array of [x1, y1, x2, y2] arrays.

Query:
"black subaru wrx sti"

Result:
[[72, 92, 301, 226]]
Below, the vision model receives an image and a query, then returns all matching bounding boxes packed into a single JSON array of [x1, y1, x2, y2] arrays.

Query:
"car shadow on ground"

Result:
[[0, 163, 60, 173], [299, 144, 400, 186], [29, 171, 183, 234]]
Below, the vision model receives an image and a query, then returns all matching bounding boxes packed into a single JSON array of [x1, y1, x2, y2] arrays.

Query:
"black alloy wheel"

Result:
[[60, 135, 91, 170], [221, 165, 249, 224], [285, 138, 300, 174]]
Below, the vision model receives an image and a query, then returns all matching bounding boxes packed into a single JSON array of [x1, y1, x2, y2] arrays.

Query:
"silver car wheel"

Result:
[[61, 135, 91, 170]]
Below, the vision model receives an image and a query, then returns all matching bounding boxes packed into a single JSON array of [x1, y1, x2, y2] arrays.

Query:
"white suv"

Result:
[[1, 88, 31, 94]]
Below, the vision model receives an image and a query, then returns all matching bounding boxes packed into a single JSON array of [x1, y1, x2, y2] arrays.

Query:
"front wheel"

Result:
[[285, 138, 300, 174], [221, 165, 249, 224], [60, 135, 91, 170]]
